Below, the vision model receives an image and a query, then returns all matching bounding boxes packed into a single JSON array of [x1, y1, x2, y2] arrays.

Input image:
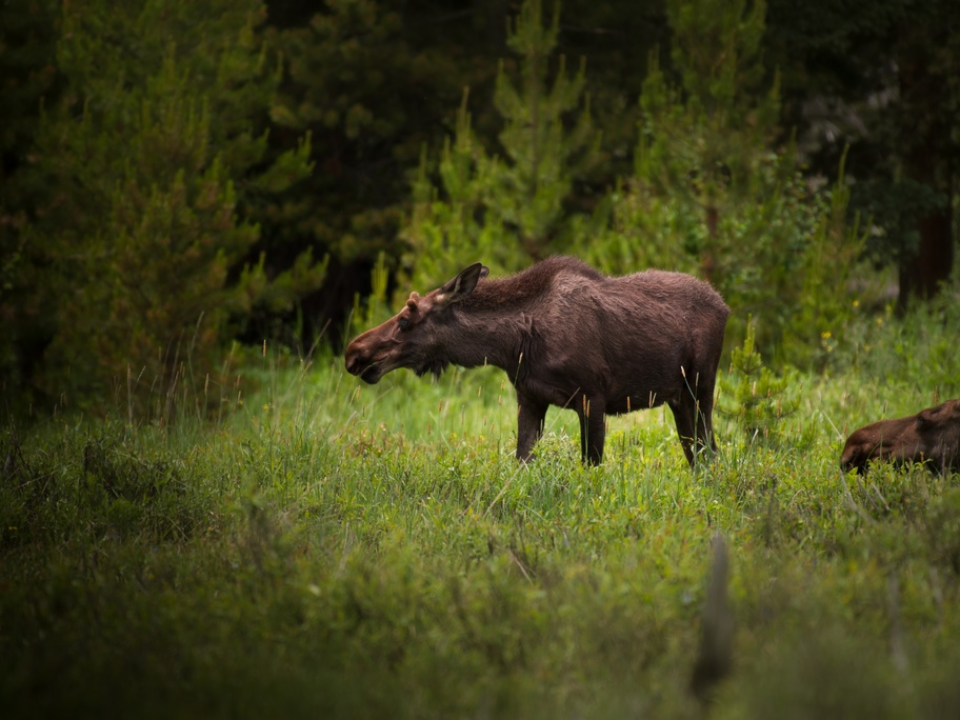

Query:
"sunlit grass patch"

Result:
[[4, 316, 960, 719]]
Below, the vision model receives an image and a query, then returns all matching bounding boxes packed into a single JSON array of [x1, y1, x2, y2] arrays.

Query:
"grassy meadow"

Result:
[[3, 302, 960, 719]]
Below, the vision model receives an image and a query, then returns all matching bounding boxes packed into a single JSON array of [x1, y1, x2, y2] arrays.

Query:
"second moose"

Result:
[[345, 257, 730, 466], [841, 398, 960, 474]]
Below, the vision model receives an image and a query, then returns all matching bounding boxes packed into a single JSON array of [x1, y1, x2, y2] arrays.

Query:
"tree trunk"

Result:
[[897, 26, 954, 311], [701, 204, 720, 284]]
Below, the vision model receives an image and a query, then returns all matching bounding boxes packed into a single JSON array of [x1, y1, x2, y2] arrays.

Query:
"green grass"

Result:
[[3, 309, 960, 719]]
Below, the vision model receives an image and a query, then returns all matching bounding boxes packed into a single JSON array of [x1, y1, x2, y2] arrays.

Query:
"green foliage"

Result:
[[348, 251, 392, 337], [636, 0, 780, 280], [709, 149, 865, 367], [775, 154, 867, 367], [837, 275, 960, 400], [580, 0, 866, 367], [1, 420, 215, 547], [491, 0, 600, 257], [3, 310, 960, 718], [401, 0, 600, 290], [718, 317, 799, 444], [13, 0, 322, 415], [765, 0, 960, 306], [270, 0, 442, 266], [1, 0, 955, 414], [0, 0, 60, 408]]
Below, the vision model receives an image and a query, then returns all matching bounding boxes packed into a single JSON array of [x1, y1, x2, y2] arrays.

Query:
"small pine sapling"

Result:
[[720, 317, 798, 443]]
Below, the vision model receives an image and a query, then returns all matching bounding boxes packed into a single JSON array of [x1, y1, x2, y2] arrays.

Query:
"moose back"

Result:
[[345, 257, 730, 465]]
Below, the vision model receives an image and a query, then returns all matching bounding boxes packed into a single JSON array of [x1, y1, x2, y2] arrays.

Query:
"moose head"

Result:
[[345, 263, 489, 384]]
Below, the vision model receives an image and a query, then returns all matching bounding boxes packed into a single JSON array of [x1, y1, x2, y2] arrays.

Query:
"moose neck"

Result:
[[438, 307, 525, 373], [439, 279, 544, 376]]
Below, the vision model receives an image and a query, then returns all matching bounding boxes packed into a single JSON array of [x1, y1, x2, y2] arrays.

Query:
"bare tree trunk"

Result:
[[897, 26, 954, 311]]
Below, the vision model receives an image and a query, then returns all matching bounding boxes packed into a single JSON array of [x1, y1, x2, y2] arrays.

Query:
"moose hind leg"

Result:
[[668, 398, 701, 466], [578, 395, 606, 465], [695, 377, 718, 453]]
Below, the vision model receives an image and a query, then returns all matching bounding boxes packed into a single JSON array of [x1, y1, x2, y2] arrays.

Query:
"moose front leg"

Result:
[[577, 394, 606, 465], [516, 396, 548, 462], [669, 397, 709, 467]]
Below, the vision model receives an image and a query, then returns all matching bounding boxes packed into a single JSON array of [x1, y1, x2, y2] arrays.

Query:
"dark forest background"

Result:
[[2, 0, 958, 417]]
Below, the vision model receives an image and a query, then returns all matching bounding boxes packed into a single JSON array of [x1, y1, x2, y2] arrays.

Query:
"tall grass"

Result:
[[2, 306, 960, 719]]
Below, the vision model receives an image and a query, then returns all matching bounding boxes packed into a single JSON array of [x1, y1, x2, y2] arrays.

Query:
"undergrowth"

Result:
[[2, 308, 960, 719]]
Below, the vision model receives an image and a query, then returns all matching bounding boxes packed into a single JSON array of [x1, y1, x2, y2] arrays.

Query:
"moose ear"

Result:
[[437, 263, 488, 305]]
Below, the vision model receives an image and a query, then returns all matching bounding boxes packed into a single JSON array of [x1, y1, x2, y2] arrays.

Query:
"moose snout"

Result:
[[344, 346, 366, 376], [344, 340, 384, 383]]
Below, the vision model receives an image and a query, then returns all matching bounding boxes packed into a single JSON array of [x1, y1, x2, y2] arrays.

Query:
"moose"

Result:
[[345, 257, 730, 466], [840, 398, 960, 474]]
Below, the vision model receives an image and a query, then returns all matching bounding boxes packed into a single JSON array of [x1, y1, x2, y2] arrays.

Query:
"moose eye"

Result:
[[397, 316, 411, 331], [916, 415, 928, 431]]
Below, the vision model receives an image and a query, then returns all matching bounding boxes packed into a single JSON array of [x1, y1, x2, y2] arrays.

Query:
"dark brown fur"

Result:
[[840, 399, 960, 474], [345, 257, 730, 465]]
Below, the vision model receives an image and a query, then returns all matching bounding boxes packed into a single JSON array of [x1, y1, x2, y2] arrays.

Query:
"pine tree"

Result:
[[588, 0, 865, 365], [489, 0, 599, 259], [636, 0, 780, 284], [765, 0, 960, 311], [0, 0, 60, 410], [22, 0, 322, 415], [719, 317, 797, 444], [401, 0, 600, 290], [263, 0, 491, 342]]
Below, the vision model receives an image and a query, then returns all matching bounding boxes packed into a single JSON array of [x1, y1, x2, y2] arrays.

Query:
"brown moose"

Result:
[[840, 398, 960, 474], [344, 257, 730, 465]]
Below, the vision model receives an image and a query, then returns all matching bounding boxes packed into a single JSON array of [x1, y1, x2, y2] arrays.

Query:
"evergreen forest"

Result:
[[2, 0, 958, 412], [3, 1, 960, 718]]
